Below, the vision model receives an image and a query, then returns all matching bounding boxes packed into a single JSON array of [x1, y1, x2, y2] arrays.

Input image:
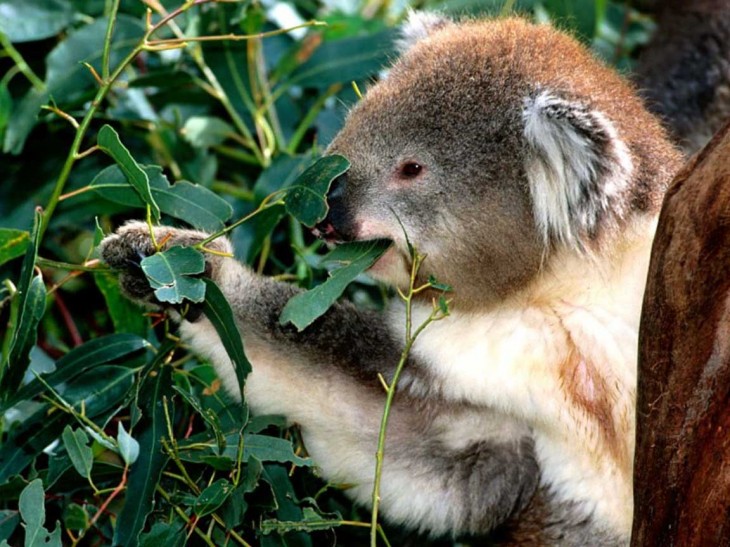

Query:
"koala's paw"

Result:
[[99, 221, 231, 304]]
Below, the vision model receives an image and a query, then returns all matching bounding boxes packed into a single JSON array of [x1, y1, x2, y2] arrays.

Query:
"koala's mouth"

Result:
[[310, 220, 346, 245]]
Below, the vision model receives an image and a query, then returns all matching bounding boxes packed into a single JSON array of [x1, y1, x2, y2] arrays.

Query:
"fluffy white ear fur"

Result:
[[522, 90, 633, 250], [395, 11, 452, 54]]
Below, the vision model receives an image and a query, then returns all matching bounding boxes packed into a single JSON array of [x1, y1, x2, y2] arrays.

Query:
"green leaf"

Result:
[[91, 165, 233, 232], [243, 435, 311, 467], [0, 509, 20, 541], [0, 83, 11, 138], [113, 352, 172, 547], [1, 210, 42, 396], [261, 507, 342, 535], [94, 272, 149, 336], [194, 479, 233, 517], [0, 229, 29, 267], [201, 279, 251, 396], [61, 426, 93, 480], [140, 246, 206, 304], [0, 0, 75, 42], [171, 386, 226, 453], [62, 503, 88, 531], [289, 30, 396, 89], [117, 422, 140, 466], [182, 116, 235, 148], [285, 155, 350, 227], [2, 88, 47, 155], [279, 239, 391, 330], [4, 333, 149, 411], [139, 522, 185, 547], [18, 479, 61, 547], [97, 125, 160, 220]]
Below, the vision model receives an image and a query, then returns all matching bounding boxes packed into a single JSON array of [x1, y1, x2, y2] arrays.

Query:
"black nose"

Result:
[[313, 173, 351, 243]]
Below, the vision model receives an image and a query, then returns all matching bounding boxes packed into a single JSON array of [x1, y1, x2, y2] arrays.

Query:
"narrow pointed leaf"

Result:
[[97, 125, 160, 220], [279, 239, 391, 330], [4, 333, 149, 411], [117, 422, 140, 466], [285, 155, 350, 227], [201, 279, 251, 396], [193, 479, 233, 517], [113, 355, 172, 547]]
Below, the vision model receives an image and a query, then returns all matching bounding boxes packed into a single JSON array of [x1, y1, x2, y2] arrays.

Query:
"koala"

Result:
[[100, 15, 682, 545]]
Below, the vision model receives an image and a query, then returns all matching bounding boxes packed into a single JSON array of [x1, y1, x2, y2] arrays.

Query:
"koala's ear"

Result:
[[522, 90, 633, 250], [395, 11, 453, 54]]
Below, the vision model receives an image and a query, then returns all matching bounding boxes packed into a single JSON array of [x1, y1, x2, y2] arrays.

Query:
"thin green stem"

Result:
[[102, 0, 122, 80], [195, 192, 285, 247], [369, 252, 447, 546], [36, 257, 106, 273], [0, 31, 45, 90]]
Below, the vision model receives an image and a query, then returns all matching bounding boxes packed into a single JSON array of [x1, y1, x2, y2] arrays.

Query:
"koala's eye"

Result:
[[398, 162, 423, 179]]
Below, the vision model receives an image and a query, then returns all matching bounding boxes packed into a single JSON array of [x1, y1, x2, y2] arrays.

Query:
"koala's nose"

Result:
[[313, 173, 351, 243]]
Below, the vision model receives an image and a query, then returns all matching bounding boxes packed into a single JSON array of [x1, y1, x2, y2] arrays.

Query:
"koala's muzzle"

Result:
[[313, 173, 355, 243]]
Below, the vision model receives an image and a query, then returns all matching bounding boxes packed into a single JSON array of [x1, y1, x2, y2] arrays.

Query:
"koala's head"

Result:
[[321, 15, 681, 309]]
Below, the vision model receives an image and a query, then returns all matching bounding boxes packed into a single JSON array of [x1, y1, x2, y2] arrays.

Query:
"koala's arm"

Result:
[[99, 221, 539, 538]]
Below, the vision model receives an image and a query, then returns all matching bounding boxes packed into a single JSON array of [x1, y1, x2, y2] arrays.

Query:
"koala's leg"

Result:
[[99, 221, 538, 538]]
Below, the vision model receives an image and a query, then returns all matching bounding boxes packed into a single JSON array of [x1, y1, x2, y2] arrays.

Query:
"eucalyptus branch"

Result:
[[369, 251, 450, 546], [102, 0, 122, 80], [195, 190, 286, 247]]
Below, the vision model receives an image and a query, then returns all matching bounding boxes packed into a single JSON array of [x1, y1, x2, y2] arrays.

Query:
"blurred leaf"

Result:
[[45, 16, 144, 105], [284, 155, 349, 227], [194, 479, 232, 517], [113, 356, 172, 547], [139, 522, 185, 547], [0, 0, 75, 42], [288, 30, 395, 89], [140, 246, 206, 304], [91, 165, 233, 232], [280, 239, 391, 330], [62, 503, 88, 531], [94, 272, 149, 336], [98, 124, 160, 220], [0, 228, 29, 266], [18, 479, 61, 547], [201, 279, 251, 396], [2, 88, 47, 155], [261, 507, 342, 535], [61, 426, 93, 479], [117, 422, 140, 466], [0, 509, 20, 541], [0, 84, 11, 138], [542, 0, 597, 42], [182, 116, 234, 148], [1, 232, 46, 401], [4, 333, 149, 411]]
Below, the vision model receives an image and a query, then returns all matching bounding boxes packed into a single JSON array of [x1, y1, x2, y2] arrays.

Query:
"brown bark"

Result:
[[632, 122, 730, 546]]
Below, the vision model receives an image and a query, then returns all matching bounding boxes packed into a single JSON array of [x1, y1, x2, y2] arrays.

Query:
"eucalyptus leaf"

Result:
[[182, 116, 235, 148], [117, 422, 140, 466], [140, 246, 206, 304], [289, 30, 395, 89], [285, 155, 350, 227], [4, 333, 149, 412], [201, 279, 251, 396], [261, 507, 342, 535], [18, 479, 62, 547], [193, 479, 233, 517], [113, 354, 172, 547], [0, 228, 29, 266], [97, 125, 160, 220], [61, 426, 93, 480], [279, 239, 391, 331], [0, 0, 75, 42], [91, 165, 232, 232]]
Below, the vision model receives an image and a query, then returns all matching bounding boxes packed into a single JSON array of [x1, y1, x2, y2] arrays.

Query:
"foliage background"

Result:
[[0, 1, 655, 545]]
